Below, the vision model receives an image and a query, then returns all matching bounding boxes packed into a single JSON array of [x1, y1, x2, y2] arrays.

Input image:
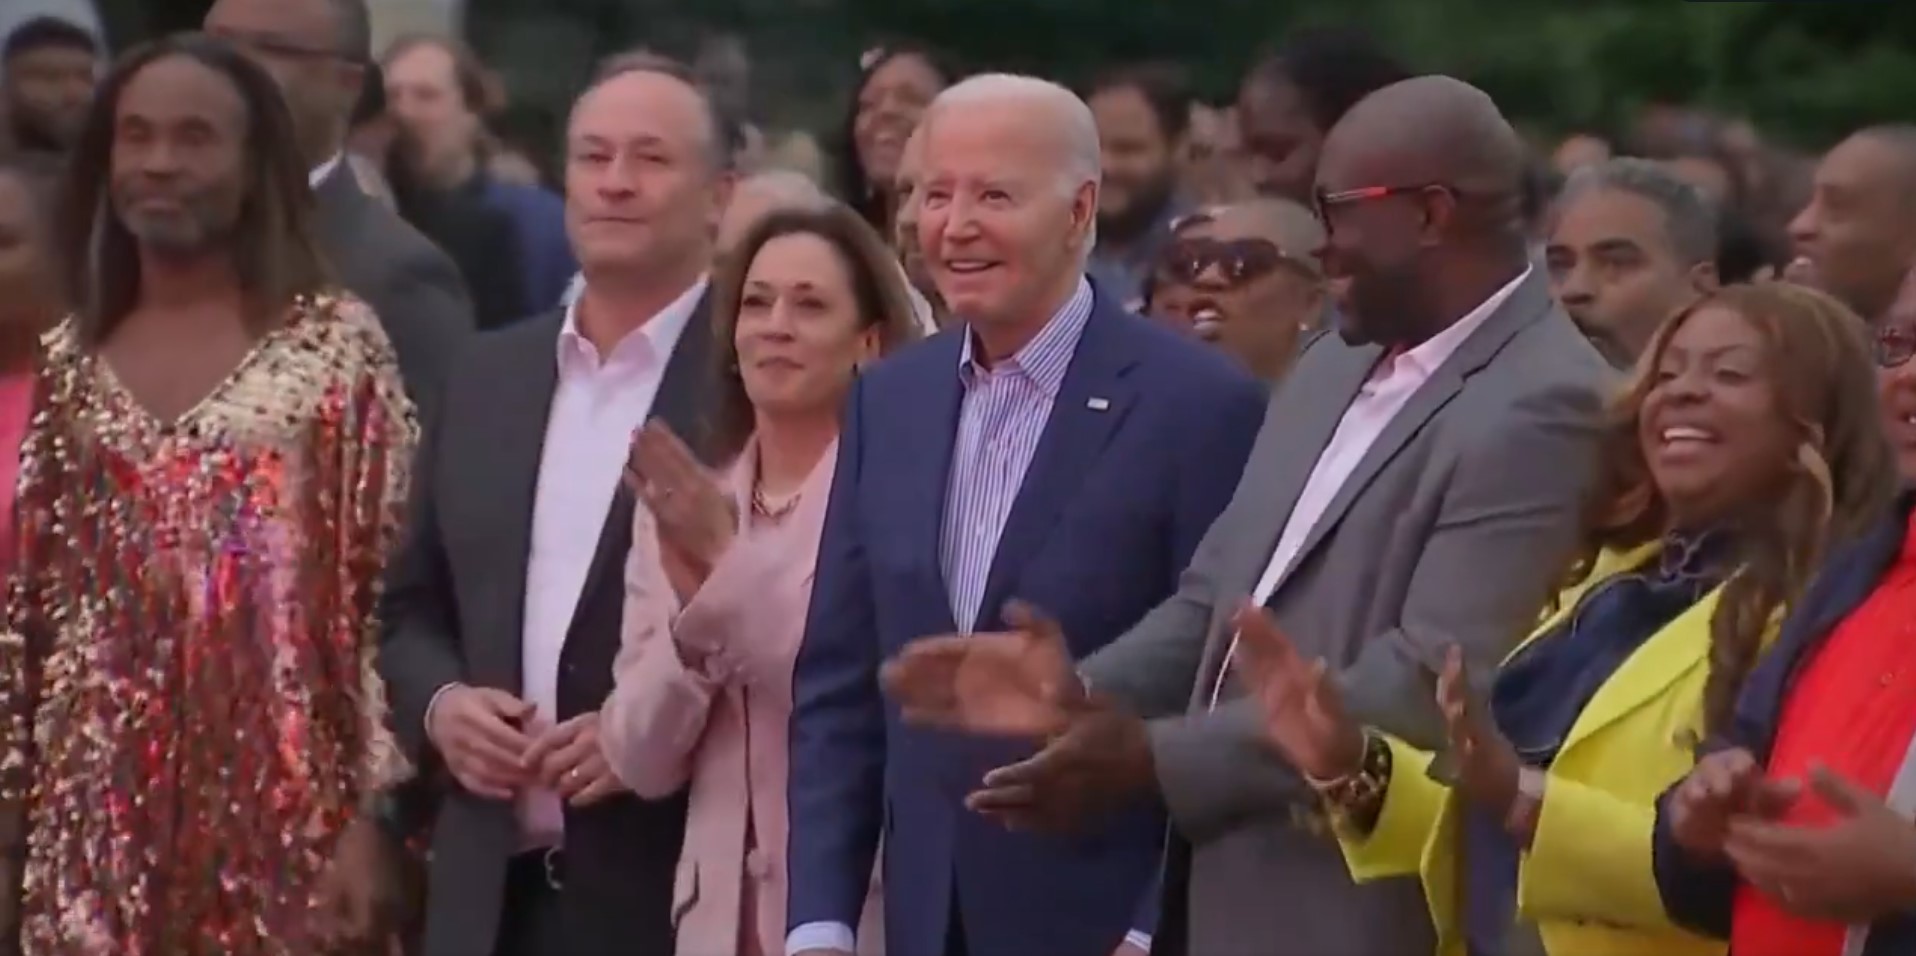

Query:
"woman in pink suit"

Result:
[[602, 202, 923, 956]]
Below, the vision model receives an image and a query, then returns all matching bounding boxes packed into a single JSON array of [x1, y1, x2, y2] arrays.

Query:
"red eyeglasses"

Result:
[[1311, 183, 1456, 231]]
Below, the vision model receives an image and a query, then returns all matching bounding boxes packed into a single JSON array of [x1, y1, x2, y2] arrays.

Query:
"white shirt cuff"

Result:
[[1125, 930, 1153, 952], [785, 921, 856, 955], [423, 682, 461, 737]]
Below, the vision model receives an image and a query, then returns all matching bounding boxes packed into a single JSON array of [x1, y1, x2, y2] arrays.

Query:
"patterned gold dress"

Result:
[[0, 294, 416, 954]]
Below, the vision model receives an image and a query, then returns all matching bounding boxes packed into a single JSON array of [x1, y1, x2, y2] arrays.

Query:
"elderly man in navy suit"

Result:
[[784, 74, 1267, 956]]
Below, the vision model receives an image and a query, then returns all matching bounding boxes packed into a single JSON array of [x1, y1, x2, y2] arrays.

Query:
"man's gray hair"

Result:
[[585, 49, 732, 173], [1555, 158, 1719, 266], [927, 73, 1102, 198]]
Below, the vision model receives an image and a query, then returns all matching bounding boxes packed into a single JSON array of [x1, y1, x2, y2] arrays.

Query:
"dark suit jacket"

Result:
[[313, 162, 474, 406], [1653, 492, 1916, 956], [786, 291, 1266, 956], [379, 299, 713, 956]]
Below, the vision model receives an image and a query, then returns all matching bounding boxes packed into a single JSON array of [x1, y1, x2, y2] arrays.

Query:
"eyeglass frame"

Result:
[[1876, 323, 1916, 369], [1311, 183, 1460, 232]]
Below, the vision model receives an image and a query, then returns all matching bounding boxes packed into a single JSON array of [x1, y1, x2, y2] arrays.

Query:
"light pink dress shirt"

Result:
[[1212, 267, 1532, 704]]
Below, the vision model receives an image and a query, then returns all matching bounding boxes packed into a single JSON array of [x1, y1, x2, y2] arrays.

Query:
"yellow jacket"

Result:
[[1337, 543, 1747, 956]]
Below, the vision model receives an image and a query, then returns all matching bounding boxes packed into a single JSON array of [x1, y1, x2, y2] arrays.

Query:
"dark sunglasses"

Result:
[[1158, 237, 1294, 288], [1311, 183, 1455, 232], [1876, 325, 1916, 369]]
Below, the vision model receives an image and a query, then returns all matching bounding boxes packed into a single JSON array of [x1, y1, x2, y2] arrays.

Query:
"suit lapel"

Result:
[[569, 291, 714, 631], [1280, 273, 1553, 587], [900, 335, 967, 633], [475, 313, 562, 685], [1235, 341, 1376, 593], [976, 305, 1137, 628]]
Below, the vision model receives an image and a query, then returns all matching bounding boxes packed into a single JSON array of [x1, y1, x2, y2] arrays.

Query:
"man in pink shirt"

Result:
[[887, 75, 1613, 956]]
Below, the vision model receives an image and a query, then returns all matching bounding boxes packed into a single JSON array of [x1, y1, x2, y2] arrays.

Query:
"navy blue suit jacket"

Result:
[[1652, 492, 1916, 956], [785, 292, 1266, 956]]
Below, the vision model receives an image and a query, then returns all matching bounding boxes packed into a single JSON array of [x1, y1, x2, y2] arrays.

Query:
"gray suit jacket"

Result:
[[1079, 269, 1613, 956], [313, 162, 474, 407]]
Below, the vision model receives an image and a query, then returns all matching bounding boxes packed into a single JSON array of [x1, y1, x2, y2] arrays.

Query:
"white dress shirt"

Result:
[[309, 153, 344, 190], [516, 278, 706, 845], [1211, 267, 1531, 706]]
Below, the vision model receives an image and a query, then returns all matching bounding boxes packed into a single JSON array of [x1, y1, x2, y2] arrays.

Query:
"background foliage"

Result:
[[106, 0, 1916, 152]]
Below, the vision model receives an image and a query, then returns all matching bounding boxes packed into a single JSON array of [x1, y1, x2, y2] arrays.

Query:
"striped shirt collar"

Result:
[[956, 276, 1094, 397]]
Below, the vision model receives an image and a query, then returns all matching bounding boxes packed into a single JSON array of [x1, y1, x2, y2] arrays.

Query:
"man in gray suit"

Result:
[[206, 0, 472, 401], [884, 76, 1611, 956]]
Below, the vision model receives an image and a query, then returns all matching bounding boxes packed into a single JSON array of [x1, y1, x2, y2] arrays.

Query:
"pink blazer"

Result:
[[601, 437, 882, 956]]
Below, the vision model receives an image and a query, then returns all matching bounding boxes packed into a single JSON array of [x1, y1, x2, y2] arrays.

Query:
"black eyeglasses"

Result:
[[1156, 237, 1301, 288], [1877, 325, 1916, 369]]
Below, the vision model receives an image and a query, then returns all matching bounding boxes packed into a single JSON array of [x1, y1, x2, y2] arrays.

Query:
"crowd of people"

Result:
[[2, 1, 1916, 956]]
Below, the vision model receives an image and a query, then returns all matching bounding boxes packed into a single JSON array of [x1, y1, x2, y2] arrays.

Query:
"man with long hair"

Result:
[[0, 32, 416, 954]]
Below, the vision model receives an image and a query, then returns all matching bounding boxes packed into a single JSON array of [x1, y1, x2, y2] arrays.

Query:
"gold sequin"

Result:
[[0, 293, 416, 954]]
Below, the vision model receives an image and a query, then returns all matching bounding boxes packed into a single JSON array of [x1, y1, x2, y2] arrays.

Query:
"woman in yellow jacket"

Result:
[[1234, 284, 1896, 956]]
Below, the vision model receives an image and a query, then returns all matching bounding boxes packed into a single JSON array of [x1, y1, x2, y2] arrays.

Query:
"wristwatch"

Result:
[[1505, 766, 1546, 841], [1307, 732, 1393, 821]]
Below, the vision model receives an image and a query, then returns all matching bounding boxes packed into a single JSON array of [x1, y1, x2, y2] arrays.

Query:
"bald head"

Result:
[[1320, 75, 1526, 217], [925, 73, 1101, 194]]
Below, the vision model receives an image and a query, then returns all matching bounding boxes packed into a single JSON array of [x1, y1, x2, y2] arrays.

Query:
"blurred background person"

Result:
[[1546, 158, 1720, 368], [381, 34, 541, 326], [603, 203, 922, 956], [0, 157, 61, 563], [1143, 199, 1326, 383], [204, 0, 474, 402], [1786, 126, 1916, 324], [0, 16, 98, 169], [1086, 62, 1193, 309], [834, 43, 953, 234], [1234, 26, 1408, 202], [382, 34, 572, 309]]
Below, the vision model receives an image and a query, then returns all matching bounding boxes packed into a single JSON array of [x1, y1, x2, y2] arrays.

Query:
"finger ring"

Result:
[[566, 769, 580, 783]]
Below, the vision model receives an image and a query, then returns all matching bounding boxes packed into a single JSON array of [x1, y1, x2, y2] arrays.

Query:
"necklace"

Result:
[[751, 483, 802, 519]]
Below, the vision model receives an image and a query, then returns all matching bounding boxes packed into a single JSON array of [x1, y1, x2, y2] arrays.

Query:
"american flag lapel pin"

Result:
[[1087, 397, 1110, 411]]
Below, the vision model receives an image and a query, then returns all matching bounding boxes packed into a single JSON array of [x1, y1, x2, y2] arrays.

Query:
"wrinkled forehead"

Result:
[[919, 107, 1067, 187]]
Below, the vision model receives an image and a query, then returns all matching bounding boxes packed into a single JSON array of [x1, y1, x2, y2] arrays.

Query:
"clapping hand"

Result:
[[1231, 602, 1364, 780], [1668, 748, 1796, 862], [627, 421, 736, 601], [1724, 764, 1916, 922], [881, 601, 1082, 739], [1434, 644, 1524, 818]]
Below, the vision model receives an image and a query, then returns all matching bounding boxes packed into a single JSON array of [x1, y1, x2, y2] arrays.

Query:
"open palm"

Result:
[[1232, 603, 1363, 780]]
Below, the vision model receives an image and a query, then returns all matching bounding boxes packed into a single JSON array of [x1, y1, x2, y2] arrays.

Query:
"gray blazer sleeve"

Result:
[[1149, 382, 1603, 844]]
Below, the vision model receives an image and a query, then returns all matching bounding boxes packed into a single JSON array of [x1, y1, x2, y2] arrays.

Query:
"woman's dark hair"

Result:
[[706, 202, 925, 461], [1553, 282, 1897, 738], [833, 43, 957, 231], [57, 32, 329, 344]]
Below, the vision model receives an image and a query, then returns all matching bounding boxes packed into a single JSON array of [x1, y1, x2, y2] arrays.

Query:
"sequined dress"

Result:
[[0, 295, 416, 955]]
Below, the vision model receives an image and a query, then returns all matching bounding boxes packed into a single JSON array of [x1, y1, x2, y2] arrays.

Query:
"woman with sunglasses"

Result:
[[1143, 198, 1328, 383], [1654, 269, 1916, 956], [1234, 283, 1896, 956]]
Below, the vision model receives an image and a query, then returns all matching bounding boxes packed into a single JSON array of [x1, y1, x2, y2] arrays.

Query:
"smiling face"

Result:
[[853, 53, 945, 187], [1877, 267, 1916, 481], [915, 99, 1095, 331], [734, 231, 879, 421], [1637, 303, 1796, 528]]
